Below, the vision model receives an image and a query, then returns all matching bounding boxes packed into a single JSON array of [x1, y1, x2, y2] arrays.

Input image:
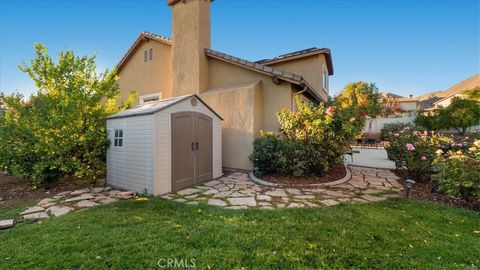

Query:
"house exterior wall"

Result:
[[434, 94, 465, 108], [200, 81, 262, 170], [117, 41, 172, 103], [170, 0, 210, 96], [399, 101, 418, 111], [154, 97, 222, 195], [207, 58, 293, 133], [106, 115, 155, 194], [266, 54, 329, 101]]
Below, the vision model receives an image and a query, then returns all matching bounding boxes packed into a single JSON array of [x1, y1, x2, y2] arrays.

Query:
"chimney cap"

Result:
[[168, 0, 213, 6]]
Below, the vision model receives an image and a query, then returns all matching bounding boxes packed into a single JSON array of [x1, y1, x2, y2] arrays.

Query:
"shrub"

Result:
[[251, 132, 304, 176], [385, 127, 452, 182], [0, 44, 135, 185], [251, 81, 381, 177], [380, 122, 413, 141], [432, 140, 480, 200]]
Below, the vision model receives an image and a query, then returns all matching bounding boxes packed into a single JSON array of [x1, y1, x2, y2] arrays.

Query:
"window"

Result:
[[144, 48, 153, 62], [114, 129, 123, 148], [139, 92, 162, 104], [322, 66, 329, 93]]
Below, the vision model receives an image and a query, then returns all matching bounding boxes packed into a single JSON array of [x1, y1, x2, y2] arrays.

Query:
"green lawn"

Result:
[[1, 198, 479, 269]]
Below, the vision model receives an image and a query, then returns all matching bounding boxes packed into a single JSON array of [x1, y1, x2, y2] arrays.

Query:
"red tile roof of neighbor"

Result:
[[205, 48, 323, 102]]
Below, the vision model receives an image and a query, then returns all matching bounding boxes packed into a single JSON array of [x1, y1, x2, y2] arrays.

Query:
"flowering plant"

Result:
[[433, 140, 480, 200], [385, 127, 452, 182]]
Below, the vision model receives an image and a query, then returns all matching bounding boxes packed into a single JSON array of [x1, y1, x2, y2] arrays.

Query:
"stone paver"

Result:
[[165, 167, 403, 210], [48, 206, 73, 217], [23, 212, 49, 220], [20, 206, 45, 215], [64, 194, 95, 203], [0, 219, 14, 229], [13, 186, 138, 227], [76, 200, 98, 208], [177, 188, 202, 196], [208, 198, 227, 207], [228, 197, 256, 207]]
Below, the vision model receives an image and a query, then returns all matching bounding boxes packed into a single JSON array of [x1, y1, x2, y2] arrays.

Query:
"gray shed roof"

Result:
[[106, 94, 223, 120]]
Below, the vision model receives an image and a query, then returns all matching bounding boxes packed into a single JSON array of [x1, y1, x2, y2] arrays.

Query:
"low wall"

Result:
[[362, 117, 415, 135], [362, 117, 480, 136]]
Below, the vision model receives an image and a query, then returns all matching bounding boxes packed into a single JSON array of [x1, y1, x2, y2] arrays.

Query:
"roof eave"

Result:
[[260, 48, 334, 76], [116, 33, 172, 73], [106, 94, 224, 120]]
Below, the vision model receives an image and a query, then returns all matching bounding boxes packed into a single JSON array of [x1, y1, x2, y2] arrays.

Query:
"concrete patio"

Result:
[[344, 147, 396, 169]]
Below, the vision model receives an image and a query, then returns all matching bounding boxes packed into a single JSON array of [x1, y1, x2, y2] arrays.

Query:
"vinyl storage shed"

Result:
[[106, 94, 223, 195]]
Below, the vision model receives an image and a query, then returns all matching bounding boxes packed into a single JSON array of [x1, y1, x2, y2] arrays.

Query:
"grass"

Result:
[[0, 198, 479, 269], [0, 200, 37, 220]]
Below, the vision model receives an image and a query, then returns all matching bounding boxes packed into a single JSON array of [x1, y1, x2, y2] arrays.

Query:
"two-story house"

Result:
[[115, 0, 334, 170]]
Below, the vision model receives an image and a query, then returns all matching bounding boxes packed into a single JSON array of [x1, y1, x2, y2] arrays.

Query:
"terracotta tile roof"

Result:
[[117, 32, 172, 72], [205, 48, 324, 102], [256, 47, 334, 75]]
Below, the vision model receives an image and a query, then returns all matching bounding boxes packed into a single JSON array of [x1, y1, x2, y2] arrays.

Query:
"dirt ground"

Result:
[[0, 173, 90, 209], [398, 178, 480, 212], [262, 164, 347, 187]]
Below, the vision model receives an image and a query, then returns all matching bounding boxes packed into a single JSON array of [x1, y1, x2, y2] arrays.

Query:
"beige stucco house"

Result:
[[115, 0, 334, 170]]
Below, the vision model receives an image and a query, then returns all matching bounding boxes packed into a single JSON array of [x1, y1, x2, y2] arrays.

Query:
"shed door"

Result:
[[171, 112, 213, 191], [195, 113, 213, 183]]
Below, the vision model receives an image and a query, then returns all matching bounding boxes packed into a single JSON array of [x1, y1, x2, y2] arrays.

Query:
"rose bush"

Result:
[[384, 127, 452, 182], [432, 140, 480, 200]]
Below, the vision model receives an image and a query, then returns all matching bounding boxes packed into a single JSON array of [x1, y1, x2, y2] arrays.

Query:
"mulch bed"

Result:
[[261, 164, 346, 187], [397, 178, 480, 212], [0, 173, 89, 208]]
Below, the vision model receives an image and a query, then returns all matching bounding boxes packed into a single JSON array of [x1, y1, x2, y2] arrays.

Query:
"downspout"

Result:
[[291, 85, 308, 111]]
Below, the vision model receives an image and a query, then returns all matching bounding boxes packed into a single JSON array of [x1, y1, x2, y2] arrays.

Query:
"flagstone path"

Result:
[[163, 166, 404, 209]]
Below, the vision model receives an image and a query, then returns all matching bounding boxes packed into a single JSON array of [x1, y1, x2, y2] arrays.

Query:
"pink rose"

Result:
[[421, 156, 427, 161], [406, 143, 415, 151], [325, 106, 336, 116]]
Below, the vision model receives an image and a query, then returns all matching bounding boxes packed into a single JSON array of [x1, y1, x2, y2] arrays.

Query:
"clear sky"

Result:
[[1, 0, 479, 98]]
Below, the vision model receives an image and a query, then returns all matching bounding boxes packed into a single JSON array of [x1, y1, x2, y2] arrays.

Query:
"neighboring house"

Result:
[[379, 92, 420, 118], [397, 97, 419, 117], [115, 0, 334, 170], [430, 93, 466, 109], [364, 74, 480, 135], [417, 73, 480, 110]]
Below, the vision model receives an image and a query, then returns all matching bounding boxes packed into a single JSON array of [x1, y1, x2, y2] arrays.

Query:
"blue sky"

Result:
[[1, 0, 479, 97]]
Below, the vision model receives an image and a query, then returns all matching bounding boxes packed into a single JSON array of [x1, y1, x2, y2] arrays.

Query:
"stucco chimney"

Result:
[[168, 0, 211, 96]]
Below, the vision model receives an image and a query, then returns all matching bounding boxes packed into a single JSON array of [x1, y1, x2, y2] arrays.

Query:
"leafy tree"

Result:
[[380, 96, 403, 117], [336, 81, 382, 119], [414, 111, 441, 131], [0, 44, 135, 185], [462, 86, 480, 101], [437, 97, 480, 135]]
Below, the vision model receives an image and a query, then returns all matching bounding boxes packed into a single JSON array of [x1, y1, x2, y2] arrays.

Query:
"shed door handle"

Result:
[[195, 142, 199, 150], [191, 142, 195, 151]]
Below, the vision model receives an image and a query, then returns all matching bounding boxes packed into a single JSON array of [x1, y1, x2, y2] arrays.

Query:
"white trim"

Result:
[[322, 65, 329, 93], [139, 92, 162, 104], [151, 115, 157, 195]]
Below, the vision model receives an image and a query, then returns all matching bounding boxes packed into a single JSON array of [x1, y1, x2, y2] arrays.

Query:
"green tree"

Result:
[[462, 86, 480, 101], [414, 111, 441, 131], [437, 97, 480, 135], [0, 44, 135, 185], [336, 81, 382, 119]]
